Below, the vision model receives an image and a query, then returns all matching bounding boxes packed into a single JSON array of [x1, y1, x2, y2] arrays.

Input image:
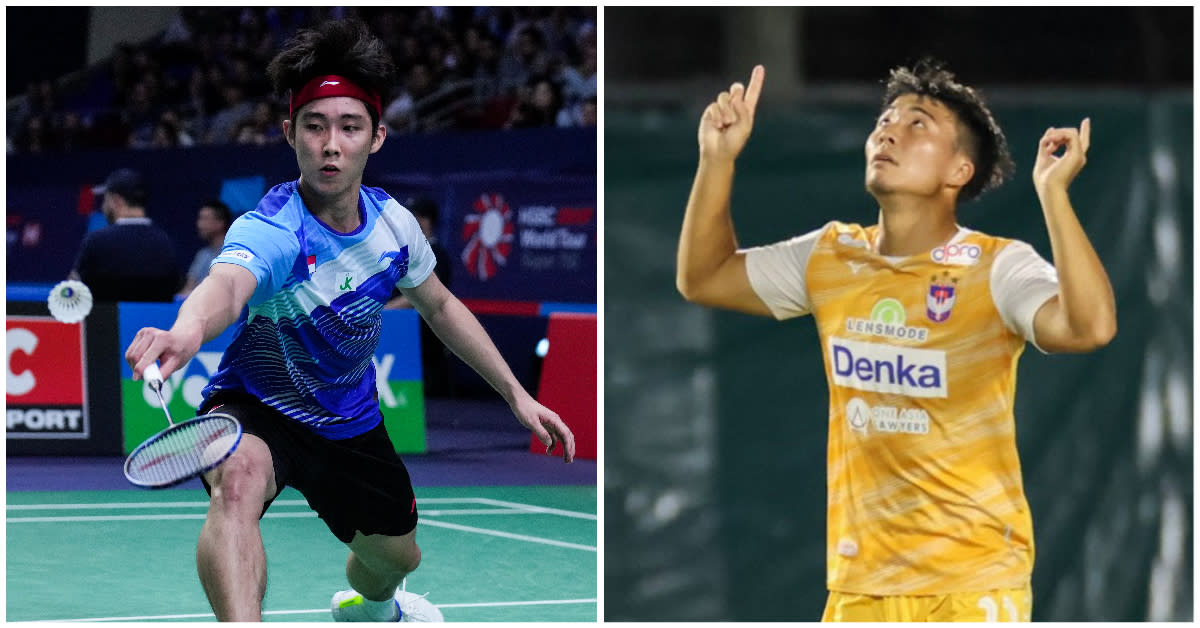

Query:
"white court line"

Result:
[[7, 512, 315, 523], [7, 500, 305, 510], [469, 497, 599, 520], [8, 498, 412, 510], [36, 598, 598, 622], [438, 598, 597, 609], [8, 513, 594, 552], [7, 508, 580, 523], [419, 519, 596, 552], [6, 497, 557, 510], [7, 497, 595, 519]]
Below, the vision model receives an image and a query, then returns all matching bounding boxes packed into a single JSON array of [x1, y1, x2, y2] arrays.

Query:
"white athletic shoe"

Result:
[[331, 590, 397, 622], [394, 589, 444, 622], [330, 585, 444, 622]]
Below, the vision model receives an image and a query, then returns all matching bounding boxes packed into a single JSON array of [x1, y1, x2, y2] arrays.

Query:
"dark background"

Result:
[[606, 6, 1191, 87], [7, 7, 91, 93], [604, 6, 1193, 622]]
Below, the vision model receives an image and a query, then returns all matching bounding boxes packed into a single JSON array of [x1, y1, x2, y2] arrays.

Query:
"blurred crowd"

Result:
[[8, 6, 597, 155]]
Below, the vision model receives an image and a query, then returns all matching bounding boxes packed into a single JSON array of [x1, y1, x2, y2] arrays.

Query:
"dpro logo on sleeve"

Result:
[[828, 336, 947, 398], [930, 243, 981, 266]]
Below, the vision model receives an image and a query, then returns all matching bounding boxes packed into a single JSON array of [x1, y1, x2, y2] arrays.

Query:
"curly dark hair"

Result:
[[882, 57, 1014, 203], [266, 18, 396, 130]]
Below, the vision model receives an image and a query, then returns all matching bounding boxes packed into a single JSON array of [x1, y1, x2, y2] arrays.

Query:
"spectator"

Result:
[[177, 199, 233, 298], [69, 168, 182, 302], [205, 83, 254, 144], [233, 8, 275, 63], [384, 62, 436, 133], [498, 25, 551, 95], [229, 52, 269, 100], [470, 32, 508, 123], [125, 82, 161, 149], [233, 101, 282, 146], [578, 96, 597, 127], [506, 74, 562, 128], [8, 81, 39, 133], [14, 115, 57, 153], [32, 80, 59, 119], [556, 23, 596, 128], [150, 110, 196, 149], [7, 7, 596, 153], [182, 65, 221, 137]]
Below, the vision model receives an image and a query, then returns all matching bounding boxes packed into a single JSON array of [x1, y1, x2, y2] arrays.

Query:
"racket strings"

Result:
[[126, 416, 240, 486]]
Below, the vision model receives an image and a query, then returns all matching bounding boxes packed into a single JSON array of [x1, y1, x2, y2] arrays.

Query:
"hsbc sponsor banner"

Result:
[[446, 176, 596, 304], [6, 316, 90, 439]]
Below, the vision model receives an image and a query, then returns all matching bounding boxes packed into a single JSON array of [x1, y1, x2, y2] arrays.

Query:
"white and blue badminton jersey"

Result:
[[202, 181, 436, 440]]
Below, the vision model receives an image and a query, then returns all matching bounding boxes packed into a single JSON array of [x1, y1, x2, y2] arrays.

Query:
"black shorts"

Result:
[[198, 390, 418, 543]]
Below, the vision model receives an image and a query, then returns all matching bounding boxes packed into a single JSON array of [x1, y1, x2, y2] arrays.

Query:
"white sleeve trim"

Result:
[[743, 223, 828, 320], [991, 240, 1060, 353]]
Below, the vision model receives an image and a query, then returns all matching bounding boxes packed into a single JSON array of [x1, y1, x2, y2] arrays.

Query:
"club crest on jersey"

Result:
[[926, 272, 958, 323], [306, 254, 317, 275]]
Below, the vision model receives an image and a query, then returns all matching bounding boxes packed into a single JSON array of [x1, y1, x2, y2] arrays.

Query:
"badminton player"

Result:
[[124, 18, 575, 622], [676, 59, 1115, 621]]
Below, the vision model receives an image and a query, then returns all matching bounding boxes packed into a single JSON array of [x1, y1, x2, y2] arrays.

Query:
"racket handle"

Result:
[[144, 362, 164, 389]]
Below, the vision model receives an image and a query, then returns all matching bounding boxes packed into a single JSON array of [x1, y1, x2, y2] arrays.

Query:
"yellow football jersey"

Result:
[[823, 585, 1033, 622], [748, 221, 1055, 596]]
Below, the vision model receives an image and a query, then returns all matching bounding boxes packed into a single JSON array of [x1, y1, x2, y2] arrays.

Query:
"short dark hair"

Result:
[[266, 18, 396, 131], [98, 168, 148, 208], [201, 199, 233, 229], [882, 58, 1014, 203]]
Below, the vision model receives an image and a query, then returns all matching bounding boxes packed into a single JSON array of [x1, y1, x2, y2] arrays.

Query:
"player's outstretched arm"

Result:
[[125, 263, 257, 381], [676, 65, 773, 316], [403, 274, 575, 463], [1030, 117, 1117, 353]]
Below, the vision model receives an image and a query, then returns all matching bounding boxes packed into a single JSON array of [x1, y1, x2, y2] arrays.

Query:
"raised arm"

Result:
[[1030, 118, 1117, 352], [401, 273, 575, 462], [676, 65, 773, 316], [125, 262, 258, 380]]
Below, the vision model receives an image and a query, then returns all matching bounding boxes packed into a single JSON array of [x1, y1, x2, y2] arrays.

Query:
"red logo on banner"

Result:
[[461, 193, 514, 281], [6, 317, 86, 405], [556, 207, 594, 225]]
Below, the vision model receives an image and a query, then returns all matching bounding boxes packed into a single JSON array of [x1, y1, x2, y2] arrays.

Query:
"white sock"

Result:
[[358, 593, 400, 622]]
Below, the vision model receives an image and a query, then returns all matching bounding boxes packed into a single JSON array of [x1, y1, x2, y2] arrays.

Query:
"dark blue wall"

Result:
[[7, 126, 596, 305]]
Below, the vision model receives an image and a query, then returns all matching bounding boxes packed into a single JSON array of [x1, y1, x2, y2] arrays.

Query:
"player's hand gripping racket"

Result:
[[123, 363, 243, 489]]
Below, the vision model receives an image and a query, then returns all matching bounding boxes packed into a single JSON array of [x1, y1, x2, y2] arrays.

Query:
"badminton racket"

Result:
[[124, 362, 243, 489]]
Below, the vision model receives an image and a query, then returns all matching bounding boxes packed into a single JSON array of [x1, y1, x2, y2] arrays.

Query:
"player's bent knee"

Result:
[[398, 543, 421, 574], [373, 541, 421, 576], [205, 439, 275, 510], [352, 534, 422, 576]]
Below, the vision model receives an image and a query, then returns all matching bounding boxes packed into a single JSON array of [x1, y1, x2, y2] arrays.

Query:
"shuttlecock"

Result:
[[47, 280, 93, 324]]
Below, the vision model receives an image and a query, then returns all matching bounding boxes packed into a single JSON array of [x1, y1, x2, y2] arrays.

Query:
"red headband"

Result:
[[289, 74, 381, 119]]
